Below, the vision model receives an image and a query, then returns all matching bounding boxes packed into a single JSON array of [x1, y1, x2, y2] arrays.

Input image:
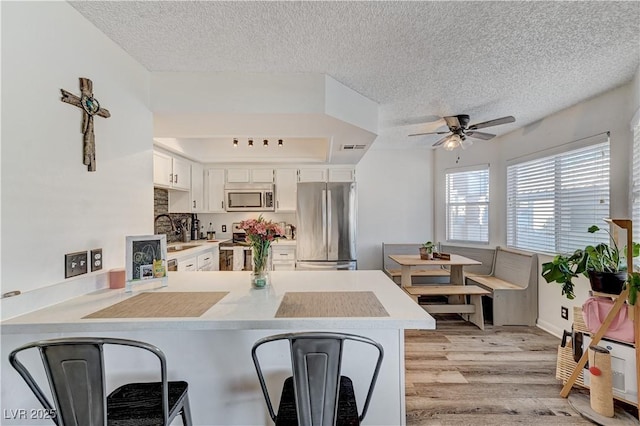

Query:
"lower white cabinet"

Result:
[[197, 248, 219, 271], [272, 244, 296, 271], [177, 256, 197, 271]]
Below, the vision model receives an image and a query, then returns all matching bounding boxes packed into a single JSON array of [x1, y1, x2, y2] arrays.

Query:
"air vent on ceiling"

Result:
[[341, 144, 367, 151]]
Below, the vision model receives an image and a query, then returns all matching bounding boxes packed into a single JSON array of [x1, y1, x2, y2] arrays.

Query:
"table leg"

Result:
[[448, 265, 465, 304], [400, 265, 412, 288]]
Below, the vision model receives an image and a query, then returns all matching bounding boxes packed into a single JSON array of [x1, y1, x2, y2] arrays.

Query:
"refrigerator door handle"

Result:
[[327, 189, 332, 252], [322, 189, 327, 250]]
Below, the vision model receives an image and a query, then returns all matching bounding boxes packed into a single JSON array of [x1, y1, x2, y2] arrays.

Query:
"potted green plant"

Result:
[[542, 225, 639, 299], [419, 241, 436, 260]]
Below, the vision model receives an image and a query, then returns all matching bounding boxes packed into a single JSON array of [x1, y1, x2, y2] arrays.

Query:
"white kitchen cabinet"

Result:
[[251, 168, 274, 183], [328, 168, 355, 182], [177, 256, 197, 271], [206, 168, 226, 212], [153, 151, 191, 191], [197, 249, 216, 271], [226, 168, 250, 183], [272, 244, 296, 271], [226, 168, 274, 183], [275, 169, 297, 212], [297, 168, 327, 182], [191, 163, 205, 212], [153, 152, 173, 187]]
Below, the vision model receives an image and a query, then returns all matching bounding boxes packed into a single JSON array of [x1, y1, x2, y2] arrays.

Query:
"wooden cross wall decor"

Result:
[[60, 77, 111, 171]]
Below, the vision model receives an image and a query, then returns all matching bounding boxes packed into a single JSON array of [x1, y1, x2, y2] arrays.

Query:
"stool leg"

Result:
[[180, 394, 193, 426], [468, 295, 485, 330]]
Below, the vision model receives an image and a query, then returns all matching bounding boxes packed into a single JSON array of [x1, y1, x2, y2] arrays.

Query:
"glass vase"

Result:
[[251, 245, 272, 289]]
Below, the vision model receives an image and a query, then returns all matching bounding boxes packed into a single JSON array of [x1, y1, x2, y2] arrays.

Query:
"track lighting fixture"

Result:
[[230, 137, 284, 147]]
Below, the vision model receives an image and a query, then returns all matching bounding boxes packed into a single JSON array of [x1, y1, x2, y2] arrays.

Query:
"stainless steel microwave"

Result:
[[224, 184, 275, 212]]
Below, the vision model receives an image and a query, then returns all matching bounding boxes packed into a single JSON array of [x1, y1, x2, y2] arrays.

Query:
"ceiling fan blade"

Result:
[[432, 135, 451, 147], [465, 131, 495, 140], [468, 116, 515, 130], [408, 131, 451, 137], [443, 116, 461, 130]]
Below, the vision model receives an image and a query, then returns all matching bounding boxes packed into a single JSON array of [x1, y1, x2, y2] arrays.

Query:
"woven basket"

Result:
[[556, 342, 585, 387]]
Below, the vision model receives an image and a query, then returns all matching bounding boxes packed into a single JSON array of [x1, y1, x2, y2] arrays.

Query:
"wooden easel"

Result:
[[560, 219, 639, 420]]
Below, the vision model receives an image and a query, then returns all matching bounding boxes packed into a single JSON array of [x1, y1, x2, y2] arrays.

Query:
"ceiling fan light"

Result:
[[443, 134, 461, 151], [460, 138, 473, 150]]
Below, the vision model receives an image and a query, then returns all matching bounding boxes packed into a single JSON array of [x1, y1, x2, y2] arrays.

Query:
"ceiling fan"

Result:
[[409, 114, 516, 150]]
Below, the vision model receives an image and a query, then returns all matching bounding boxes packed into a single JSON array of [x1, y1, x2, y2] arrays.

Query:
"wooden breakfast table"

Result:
[[387, 254, 481, 288]]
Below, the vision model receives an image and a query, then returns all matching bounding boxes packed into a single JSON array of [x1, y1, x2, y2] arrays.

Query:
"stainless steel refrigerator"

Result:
[[296, 182, 357, 270]]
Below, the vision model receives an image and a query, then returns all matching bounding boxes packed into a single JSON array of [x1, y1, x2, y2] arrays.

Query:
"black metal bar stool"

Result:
[[252, 332, 384, 426], [9, 337, 192, 426]]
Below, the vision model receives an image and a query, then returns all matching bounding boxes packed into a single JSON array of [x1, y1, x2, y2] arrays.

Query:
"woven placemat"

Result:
[[83, 292, 228, 319], [275, 291, 389, 318]]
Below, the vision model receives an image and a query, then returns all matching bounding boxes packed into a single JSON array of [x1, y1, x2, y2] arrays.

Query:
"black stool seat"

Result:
[[275, 376, 359, 426], [107, 381, 190, 426]]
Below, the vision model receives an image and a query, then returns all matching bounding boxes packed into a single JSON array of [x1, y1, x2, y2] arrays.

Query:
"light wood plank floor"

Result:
[[405, 315, 637, 425]]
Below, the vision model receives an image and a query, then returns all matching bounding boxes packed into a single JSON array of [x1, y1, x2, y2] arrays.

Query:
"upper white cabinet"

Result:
[[226, 168, 274, 183], [206, 168, 226, 212], [252, 169, 275, 183], [275, 169, 297, 212], [298, 168, 328, 183], [298, 167, 355, 183], [328, 168, 356, 182], [226, 169, 250, 183], [153, 151, 191, 191], [191, 163, 204, 212]]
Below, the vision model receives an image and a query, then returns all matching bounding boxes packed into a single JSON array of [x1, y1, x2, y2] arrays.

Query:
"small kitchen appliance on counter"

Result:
[[191, 214, 200, 240]]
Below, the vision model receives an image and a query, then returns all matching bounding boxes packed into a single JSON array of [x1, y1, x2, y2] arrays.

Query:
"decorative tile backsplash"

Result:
[[154, 188, 192, 244]]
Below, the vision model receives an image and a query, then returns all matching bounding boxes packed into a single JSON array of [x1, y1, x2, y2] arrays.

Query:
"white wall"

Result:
[[1, 2, 152, 319], [433, 82, 635, 336], [356, 143, 434, 270]]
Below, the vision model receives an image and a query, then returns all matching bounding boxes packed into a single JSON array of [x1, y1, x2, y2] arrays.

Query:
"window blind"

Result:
[[506, 139, 610, 254], [446, 166, 489, 243]]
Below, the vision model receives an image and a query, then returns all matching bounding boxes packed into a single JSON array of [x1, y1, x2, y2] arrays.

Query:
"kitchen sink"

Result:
[[167, 244, 199, 253]]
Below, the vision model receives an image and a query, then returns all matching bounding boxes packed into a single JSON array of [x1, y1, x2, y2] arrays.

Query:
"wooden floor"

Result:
[[404, 315, 638, 425]]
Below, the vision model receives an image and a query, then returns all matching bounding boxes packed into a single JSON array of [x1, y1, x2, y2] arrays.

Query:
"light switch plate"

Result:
[[65, 251, 88, 278], [91, 248, 103, 272]]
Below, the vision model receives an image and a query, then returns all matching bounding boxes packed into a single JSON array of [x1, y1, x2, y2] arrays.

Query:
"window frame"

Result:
[[445, 164, 490, 244], [506, 133, 610, 255]]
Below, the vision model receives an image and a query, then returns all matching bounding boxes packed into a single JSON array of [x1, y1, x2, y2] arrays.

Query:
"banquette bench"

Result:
[[382, 243, 538, 327], [465, 246, 538, 326]]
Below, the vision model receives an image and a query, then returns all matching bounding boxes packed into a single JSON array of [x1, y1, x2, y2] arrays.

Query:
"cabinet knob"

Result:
[[193, 200, 196, 208], [175, 174, 178, 184], [169, 173, 173, 183]]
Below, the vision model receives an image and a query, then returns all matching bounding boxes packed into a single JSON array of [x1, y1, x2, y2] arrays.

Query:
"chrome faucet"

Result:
[[154, 214, 179, 235]]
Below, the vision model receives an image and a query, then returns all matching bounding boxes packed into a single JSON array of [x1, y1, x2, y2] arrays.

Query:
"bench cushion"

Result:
[[467, 275, 522, 290]]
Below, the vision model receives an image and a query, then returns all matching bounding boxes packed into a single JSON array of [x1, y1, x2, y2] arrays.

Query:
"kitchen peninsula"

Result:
[[1, 270, 434, 426]]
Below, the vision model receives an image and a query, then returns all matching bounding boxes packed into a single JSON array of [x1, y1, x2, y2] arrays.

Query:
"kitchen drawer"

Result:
[[178, 256, 197, 272], [198, 252, 214, 266], [272, 248, 295, 261], [272, 261, 296, 271]]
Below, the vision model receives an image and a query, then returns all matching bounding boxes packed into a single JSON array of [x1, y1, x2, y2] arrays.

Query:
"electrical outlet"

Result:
[[561, 306, 569, 320], [91, 248, 103, 272], [222, 225, 227, 232], [65, 251, 88, 278]]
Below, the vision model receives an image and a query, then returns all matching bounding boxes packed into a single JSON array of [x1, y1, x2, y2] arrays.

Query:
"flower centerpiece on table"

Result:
[[239, 216, 283, 288]]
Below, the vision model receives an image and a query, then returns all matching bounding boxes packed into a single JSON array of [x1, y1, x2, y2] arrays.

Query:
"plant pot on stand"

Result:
[[587, 270, 627, 295]]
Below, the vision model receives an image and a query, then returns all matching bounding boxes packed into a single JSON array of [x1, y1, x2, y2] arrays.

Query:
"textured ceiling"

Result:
[[70, 1, 640, 144]]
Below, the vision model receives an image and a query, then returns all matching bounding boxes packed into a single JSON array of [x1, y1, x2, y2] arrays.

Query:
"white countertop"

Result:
[[1, 270, 434, 334]]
